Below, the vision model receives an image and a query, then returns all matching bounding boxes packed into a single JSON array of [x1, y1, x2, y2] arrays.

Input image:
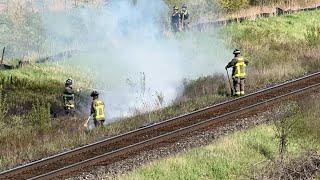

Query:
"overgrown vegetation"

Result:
[[221, 10, 320, 91], [165, 0, 319, 22], [0, 63, 94, 168], [1, 1, 320, 176], [0, 1, 45, 58], [119, 95, 320, 180]]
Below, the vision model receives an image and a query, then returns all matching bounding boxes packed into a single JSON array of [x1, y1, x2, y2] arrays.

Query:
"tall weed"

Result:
[[26, 100, 51, 132], [305, 25, 320, 47], [0, 92, 8, 123]]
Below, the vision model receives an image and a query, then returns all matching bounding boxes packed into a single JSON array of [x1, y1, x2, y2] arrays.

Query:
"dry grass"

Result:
[[119, 95, 320, 180], [166, 0, 320, 23], [224, 0, 320, 19], [2, 3, 320, 173]]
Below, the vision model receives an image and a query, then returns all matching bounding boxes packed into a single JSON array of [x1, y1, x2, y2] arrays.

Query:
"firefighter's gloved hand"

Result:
[[77, 87, 82, 93]]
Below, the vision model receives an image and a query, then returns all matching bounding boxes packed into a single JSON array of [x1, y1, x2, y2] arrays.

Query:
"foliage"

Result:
[[120, 97, 320, 180], [272, 103, 300, 163], [0, 92, 8, 123], [2, 5, 320, 174], [26, 100, 51, 132], [222, 10, 320, 90], [305, 25, 320, 47], [0, 1, 45, 58]]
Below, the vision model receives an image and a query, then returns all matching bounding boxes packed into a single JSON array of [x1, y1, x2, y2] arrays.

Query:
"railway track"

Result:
[[1, 72, 320, 180]]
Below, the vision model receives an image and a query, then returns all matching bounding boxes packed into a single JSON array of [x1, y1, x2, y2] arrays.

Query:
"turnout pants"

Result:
[[181, 21, 189, 31], [233, 77, 245, 96], [172, 23, 180, 33]]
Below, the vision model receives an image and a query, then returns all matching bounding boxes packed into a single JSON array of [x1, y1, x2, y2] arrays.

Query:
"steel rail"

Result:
[[30, 81, 320, 180], [0, 71, 319, 179]]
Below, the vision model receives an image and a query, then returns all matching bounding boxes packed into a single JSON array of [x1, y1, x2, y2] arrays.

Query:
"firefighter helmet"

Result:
[[182, 4, 187, 9], [173, 6, 179, 10], [90, 90, 99, 97], [233, 49, 241, 54], [65, 78, 73, 86]]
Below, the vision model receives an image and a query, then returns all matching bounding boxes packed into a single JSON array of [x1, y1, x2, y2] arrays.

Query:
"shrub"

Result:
[[0, 92, 8, 124], [26, 100, 51, 132], [305, 25, 320, 47]]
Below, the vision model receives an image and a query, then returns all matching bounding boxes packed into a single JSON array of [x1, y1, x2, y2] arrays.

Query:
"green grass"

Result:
[[220, 10, 320, 90], [0, 63, 92, 114], [119, 97, 320, 180], [119, 125, 302, 180], [1, 6, 320, 173], [0, 71, 227, 170]]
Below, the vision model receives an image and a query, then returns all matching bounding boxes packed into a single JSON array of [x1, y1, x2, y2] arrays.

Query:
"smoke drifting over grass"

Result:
[[42, 0, 229, 119]]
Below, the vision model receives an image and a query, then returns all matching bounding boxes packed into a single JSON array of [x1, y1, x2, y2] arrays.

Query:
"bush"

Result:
[[291, 96, 320, 142], [0, 92, 8, 124], [26, 100, 51, 132], [305, 25, 320, 47]]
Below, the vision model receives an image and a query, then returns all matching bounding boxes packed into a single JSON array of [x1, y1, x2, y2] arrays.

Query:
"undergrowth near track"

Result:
[[119, 95, 320, 180], [1, 6, 320, 173]]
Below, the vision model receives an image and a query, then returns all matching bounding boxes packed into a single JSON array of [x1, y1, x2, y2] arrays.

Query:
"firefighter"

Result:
[[90, 91, 105, 127], [180, 4, 189, 31], [171, 6, 181, 33], [63, 78, 75, 114], [225, 49, 249, 96]]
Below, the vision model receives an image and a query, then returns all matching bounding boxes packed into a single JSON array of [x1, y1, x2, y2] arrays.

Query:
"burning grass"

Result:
[[1, 7, 320, 173]]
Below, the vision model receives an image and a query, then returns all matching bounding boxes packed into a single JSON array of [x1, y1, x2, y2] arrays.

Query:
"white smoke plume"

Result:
[[41, 0, 229, 120]]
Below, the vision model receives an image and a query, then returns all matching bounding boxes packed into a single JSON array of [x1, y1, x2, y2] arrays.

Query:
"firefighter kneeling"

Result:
[[90, 91, 105, 127], [225, 49, 249, 96]]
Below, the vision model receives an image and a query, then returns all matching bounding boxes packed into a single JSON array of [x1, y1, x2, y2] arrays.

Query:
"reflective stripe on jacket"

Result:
[[93, 99, 105, 121], [63, 94, 75, 109], [233, 57, 247, 78]]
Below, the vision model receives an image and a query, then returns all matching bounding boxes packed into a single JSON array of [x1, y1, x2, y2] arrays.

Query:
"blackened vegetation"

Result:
[[0, 49, 79, 70], [18, 60, 30, 68], [0, 64, 14, 70], [36, 50, 79, 64]]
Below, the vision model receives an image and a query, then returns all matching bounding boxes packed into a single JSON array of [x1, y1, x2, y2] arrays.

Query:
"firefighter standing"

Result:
[[171, 6, 181, 33], [90, 91, 105, 127], [225, 49, 249, 96], [63, 78, 75, 114], [180, 4, 189, 31]]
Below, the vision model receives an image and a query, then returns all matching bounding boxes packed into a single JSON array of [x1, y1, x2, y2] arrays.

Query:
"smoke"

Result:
[[41, 0, 229, 120]]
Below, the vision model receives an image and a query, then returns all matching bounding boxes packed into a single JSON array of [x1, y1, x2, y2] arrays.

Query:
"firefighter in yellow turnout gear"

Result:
[[63, 79, 75, 114], [225, 49, 249, 96], [90, 91, 105, 127]]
